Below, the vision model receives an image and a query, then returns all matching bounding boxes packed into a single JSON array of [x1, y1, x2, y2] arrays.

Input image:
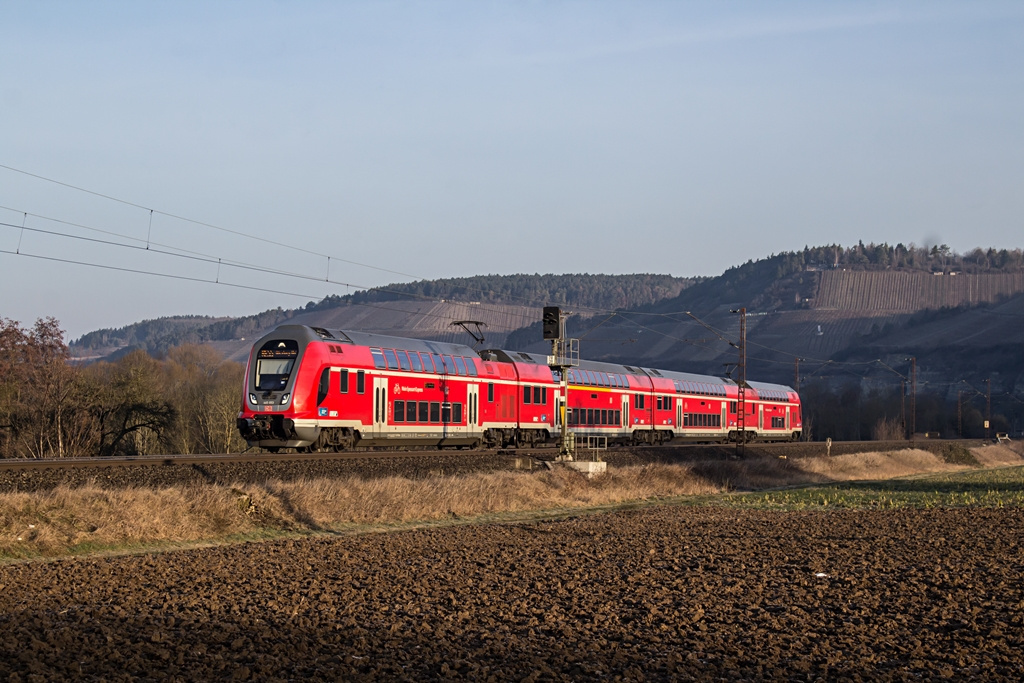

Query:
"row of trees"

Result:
[[313, 273, 696, 310], [800, 381, 1017, 442], [1, 317, 246, 458], [784, 243, 1023, 275]]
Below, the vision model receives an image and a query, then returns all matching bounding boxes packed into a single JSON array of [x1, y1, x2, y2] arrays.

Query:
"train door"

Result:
[[676, 398, 682, 435], [721, 403, 727, 436], [373, 377, 388, 437], [622, 395, 630, 436], [467, 384, 479, 437], [785, 406, 791, 431], [758, 404, 764, 433]]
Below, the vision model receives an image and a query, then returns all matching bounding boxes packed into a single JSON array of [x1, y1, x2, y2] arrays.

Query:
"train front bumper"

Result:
[[236, 415, 320, 448]]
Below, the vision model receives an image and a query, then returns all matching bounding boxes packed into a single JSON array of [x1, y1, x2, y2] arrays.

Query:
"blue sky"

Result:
[[2, 1, 1022, 339]]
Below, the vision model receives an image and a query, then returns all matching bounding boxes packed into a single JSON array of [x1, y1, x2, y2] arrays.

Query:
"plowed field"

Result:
[[2, 505, 1021, 681]]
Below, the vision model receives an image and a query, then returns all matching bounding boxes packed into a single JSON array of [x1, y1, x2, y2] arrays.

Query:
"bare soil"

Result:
[[1, 505, 1021, 681]]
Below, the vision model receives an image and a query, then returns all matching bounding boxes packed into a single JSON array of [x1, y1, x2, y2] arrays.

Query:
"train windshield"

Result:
[[255, 339, 299, 391]]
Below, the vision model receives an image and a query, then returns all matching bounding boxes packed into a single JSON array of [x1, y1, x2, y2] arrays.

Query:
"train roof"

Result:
[[272, 327, 798, 397], [266, 325, 480, 357]]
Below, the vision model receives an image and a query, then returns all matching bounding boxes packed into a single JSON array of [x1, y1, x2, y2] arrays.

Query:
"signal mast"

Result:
[[543, 306, 579, 460]]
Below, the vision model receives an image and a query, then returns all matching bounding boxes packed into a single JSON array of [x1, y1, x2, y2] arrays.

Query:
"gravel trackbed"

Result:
[[1, 505, 1022, 681]]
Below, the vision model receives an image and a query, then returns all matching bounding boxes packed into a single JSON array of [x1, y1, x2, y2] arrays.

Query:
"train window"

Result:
[[339, 370, 349, 394], [523, 386, 532, 404], [394, 400, 405, 422], [397, 351, 412, 371], [441, 404, 451, 423], [453, 403, 463, 423], [614, 410, 621, 426], [430, 402, 441, 423], [317, 369, 330, 405], [533, 386, 541, 404], [383, 349, 399, 369], [600, 409, 607, 425], [419, 401, 429, 422], [405, 401, 416, 422], [408, 352, 422, 372], [418, 353, 433, 373], [431, 354, 445, 374], [541, 387, 547, 405], [487, 383, 494, 402], [463, 357, 478, 376], [370, 348, 386, 369], [255, 339, 298, 391], [453, 356, 467, 376], [357, 370, 365, 394]]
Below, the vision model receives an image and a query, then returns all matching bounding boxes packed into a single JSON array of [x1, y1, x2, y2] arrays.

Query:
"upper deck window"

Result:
[[420, 353, 435, 373], [383, 349, 399, 369], [370, 348, 386, 369]]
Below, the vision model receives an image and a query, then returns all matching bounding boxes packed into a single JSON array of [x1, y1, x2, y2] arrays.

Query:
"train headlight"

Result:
[[280, 393, 291, 405], [249, 393, 258, 405]]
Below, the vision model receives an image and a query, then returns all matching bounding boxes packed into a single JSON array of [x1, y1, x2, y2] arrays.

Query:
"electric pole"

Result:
[[731, 308, 747, 456], [986, 378, 992, 441], [909, 357, 916, 442]]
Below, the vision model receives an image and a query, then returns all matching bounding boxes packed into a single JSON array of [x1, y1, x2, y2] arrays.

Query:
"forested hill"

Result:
[[643, 243, 1024, 315], [72, 273, 694, 357], [308, 273, 694, 311]]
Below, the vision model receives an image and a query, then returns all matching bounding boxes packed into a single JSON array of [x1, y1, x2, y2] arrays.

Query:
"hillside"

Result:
[[70, 273, 694, 362]]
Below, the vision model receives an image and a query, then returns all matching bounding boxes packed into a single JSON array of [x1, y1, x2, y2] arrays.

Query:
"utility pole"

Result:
[[900, 380, 906, 439], [794, 357, 800, 392], [957, 389, 963, 438], [731, 308, 747, 457], [909, 357, 916, 443], [986, 378, 992, 441]]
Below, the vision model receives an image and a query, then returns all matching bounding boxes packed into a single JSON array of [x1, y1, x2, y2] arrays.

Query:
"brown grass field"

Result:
[[2, 443, 1021, 560]]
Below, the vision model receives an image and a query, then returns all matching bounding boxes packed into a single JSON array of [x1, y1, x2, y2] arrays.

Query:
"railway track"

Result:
[[0, 438, 986, 473]]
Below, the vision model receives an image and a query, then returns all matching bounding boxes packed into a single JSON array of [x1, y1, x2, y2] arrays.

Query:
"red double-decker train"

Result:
[[237, 324, 802, 452]]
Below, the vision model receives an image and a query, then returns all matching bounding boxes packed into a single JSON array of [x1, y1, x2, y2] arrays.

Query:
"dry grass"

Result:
[[972, 443, 1024, 467], [794, 448, 966, 481], [2, 445, 1022, 559]]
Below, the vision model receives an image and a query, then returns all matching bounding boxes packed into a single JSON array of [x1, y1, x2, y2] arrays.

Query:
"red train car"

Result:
[[237, 325, 802, 451]]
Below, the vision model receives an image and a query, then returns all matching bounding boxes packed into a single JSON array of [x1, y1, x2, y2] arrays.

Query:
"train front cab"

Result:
[[238, 325, 325, 450]]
